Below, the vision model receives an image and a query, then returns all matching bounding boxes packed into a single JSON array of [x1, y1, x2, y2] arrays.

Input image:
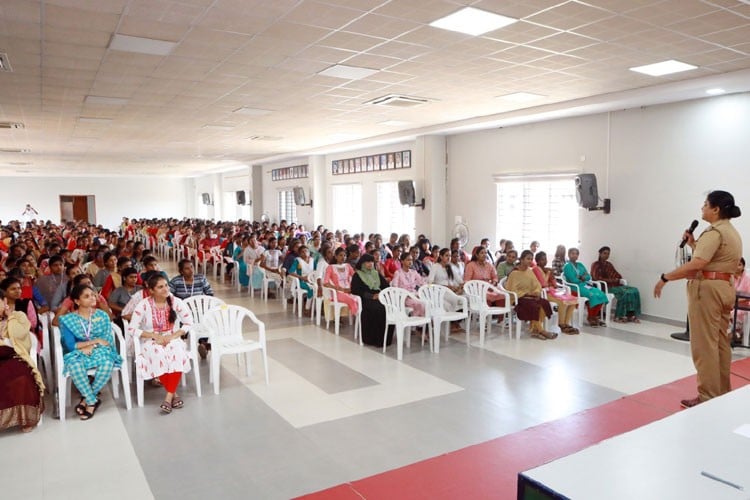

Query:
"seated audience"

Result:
[[390, 251, 426, 316], [169, 259, 213, 300], [53, 274, 113, 326], [128, 274, 193, 414], [505, 250, 556, 340], [551, 245, 566, 276], [288, 246, 315, 312], [495, 249, 518, 279], [58, 284, 122, 421], [464, 246, 504, 306], [532, 252, 579, 334], [591, 246, 642, 323], [563, 248, 609, 327], [323, 248, 359, 317], [0, 288, 45, 432], [428, 248, 464, 313], [731, 257, 750, 343], [350, 254, 392, 347]]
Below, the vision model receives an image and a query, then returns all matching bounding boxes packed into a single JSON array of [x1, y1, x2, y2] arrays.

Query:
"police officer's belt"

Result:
[[685, 271, 733, 281]]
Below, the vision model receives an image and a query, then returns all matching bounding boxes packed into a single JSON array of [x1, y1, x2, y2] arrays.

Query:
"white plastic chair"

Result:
[[52, 324, 132, 421], [322, 285, 362, 343], [202, 304, 269, 394], [129, 319, 202, 407], [498, 277, 522, 338], [418, 284, 468, 353], [29, 333, 42, 425], [309, 269, 324, 324], [183, 295, 225, 348], [462, 280, 513, 346], [286, 276, 310, 318], [378, 287, 431, 361], [37, 312, 54, 386], [259, 266, 284, 302], [560, 278, 590, 328]]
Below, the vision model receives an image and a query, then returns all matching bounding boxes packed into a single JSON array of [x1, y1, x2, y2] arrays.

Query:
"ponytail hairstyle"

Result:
[[146, 274, 177, 324], [706, 190, 741, 219]]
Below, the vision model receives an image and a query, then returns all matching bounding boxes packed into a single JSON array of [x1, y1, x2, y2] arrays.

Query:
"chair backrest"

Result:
[[51, 326, 64, 374], [202, 304, 265, 342], [183, 295, 225, 325], [29, 334, 38, 367], [322, 285, 337, 302], [417, 284, 448, 314], [378, 287, 412, 321], [463, 280, 491, 311]]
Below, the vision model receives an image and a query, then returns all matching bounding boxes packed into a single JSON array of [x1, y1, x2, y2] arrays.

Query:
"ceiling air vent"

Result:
[[0, 53, 12, 72], [0, 122, 24, 129], [0, 148, 30, 153], [366, 94, 430, 107]]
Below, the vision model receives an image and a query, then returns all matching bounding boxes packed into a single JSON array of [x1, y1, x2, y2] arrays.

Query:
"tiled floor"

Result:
[[3, 262, 749, 499]]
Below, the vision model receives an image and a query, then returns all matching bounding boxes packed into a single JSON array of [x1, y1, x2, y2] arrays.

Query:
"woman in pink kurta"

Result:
[[323, 248, 359, 315], [732, 257, 750, 342], [390, 252, 426, 316], [463, 246, 504, 306]]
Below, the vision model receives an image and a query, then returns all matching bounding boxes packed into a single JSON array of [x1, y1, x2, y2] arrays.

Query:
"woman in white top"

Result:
[[289, 246, 315, 311], [127, 274, 193, 414], [428, 248, 464, 311]]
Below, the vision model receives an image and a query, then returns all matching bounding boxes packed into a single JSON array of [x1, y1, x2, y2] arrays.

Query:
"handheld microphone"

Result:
[[680, 220, 699, 248]]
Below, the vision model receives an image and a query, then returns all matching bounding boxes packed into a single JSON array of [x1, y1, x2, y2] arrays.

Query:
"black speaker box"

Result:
[[398, 180, 416, 206], [575, 174, 598, 209], [201, 193, 211, 205], [236, 190, 246, 205], [293, 186, 306, 205]]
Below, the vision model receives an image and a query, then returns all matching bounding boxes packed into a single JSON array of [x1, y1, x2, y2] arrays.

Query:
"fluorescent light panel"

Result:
[[85, 95, 128, 105], [429, 7, 518, 36], [233, 107, 273, 116], [109, 34, 177, 56], [318, 64, 379, 80], [706, 88, 725, 95], [629, 59, 697, 76], [498, 92, 546, 102]]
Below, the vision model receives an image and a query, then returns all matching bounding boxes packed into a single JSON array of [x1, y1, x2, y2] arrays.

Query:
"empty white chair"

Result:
[[52, 324, 132, 421], [202, 304, 269, 394], [418, 284, 468, 353], [378, 287, 430, 361], [462, 280, 513, 346], [183, 295, 225, 353]]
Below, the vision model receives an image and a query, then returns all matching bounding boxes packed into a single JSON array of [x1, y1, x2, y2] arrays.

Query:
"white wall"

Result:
[[0, 176, 190, 229], [447, 93, 750, 320]]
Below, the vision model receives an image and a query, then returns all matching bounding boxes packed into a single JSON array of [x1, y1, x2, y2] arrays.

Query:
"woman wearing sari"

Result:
[[351, 253, 392, 347], [59, 284, 122, 420], [533, 251, 579, 334], [591, 246, 642, 323], [0, 288, 45, 432], [233, 236, 249, 289], [505, 250, 556, 340], [563, 248, 609, 327]]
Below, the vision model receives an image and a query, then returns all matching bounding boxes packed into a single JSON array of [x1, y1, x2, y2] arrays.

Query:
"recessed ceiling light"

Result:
[[202, 125, 234, 131], [109, 34, 177, 56], [497, 92, 546, 102], [379, 120, 411, 126], [629, 59, 697, 77], [706, 88, 725, 95], [85, 95, 129, 106], [318, 64, 379, 80], [429, 7, 518, 36], [233, 107, 274, 116], [78, 117, 113, 124]]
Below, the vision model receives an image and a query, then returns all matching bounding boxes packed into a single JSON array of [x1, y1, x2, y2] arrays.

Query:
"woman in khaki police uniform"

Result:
[[654, 191, 742, 408]]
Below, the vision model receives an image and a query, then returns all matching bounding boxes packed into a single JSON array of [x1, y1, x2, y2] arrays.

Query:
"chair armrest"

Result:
[[620, 278, 628, 286], [490, 283, 515, 305]]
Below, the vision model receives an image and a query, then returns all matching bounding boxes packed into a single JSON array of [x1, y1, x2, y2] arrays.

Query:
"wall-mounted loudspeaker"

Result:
[[398, 180, 416, 205], [201, 192, 212, 205], [293, 186, 306, 206], [575, 174, 598, 209], [236, 190, 246, 205]]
